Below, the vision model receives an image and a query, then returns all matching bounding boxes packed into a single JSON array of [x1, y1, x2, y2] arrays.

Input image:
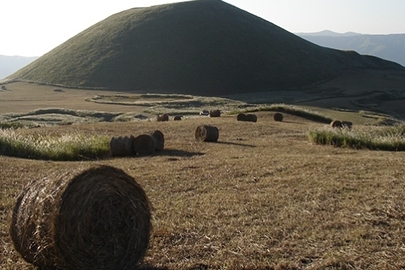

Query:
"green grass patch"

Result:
[[0, 129, 110, 160], [0, 122, 24, 129], [308, 124, 405, 151]]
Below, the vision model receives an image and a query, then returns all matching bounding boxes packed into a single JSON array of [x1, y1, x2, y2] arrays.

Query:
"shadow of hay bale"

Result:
[[195, 125, 219, 142], [10, 165, 152, 269]]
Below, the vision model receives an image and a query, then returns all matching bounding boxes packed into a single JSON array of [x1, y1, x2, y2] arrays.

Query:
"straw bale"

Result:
[[110, 135, 135, 157], [330, 120, 343, 128], [342, 121, 353, 129], [157, 114, 169, 122], [10, 165, 152, 270], [151, 130, 165, 151], [195, 125, 219, 142], [273, 112, 283, 122], [245, 114, 257, 122], [209, 110, 221, 117], [173, 115, 182, 121], [133, 134, 156, 155], [237, 113, 246, 121]]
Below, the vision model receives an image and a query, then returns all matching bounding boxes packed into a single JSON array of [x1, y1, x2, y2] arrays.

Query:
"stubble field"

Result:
[[1, 110, 405, 269]]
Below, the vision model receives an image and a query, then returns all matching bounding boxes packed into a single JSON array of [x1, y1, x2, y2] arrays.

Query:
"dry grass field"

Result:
[[1, 110, 405, 269]]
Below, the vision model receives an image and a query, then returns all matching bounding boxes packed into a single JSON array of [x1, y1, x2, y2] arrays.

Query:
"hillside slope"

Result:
[[6, 0, 404, 95], [297, 31, 405, 67]]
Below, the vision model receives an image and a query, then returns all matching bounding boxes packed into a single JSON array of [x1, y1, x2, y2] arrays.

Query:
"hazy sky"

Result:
[[1, 0, 404, 56]]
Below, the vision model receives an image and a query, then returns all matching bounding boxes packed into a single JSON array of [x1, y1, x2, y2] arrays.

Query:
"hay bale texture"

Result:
[[133, 134, 156, 156], [157, 114, 169, 122], [245, 114, 258, 122], [195, 125, 219, 142], [342, 121, 353, 129], [237, 113, 257, 122], [273, 112, 283, 122], [330, 120, 343, 128], [237, 113, 246, 121], [110, 135, 135, 157], [10, 165, 152, 270], [209, 110, 221, 117], [151, 130, 165, 151]]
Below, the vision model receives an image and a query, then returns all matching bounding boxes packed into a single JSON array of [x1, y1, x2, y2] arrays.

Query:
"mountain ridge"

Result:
[[297, 31, 405, 66], [4, 0, 405, 96]]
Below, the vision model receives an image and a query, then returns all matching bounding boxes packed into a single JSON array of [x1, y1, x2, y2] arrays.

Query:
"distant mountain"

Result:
[[0, 55, 38, 79], [296, 30, 361, 37], [297, 31, 405, 66], [5, 1, 404, 95]]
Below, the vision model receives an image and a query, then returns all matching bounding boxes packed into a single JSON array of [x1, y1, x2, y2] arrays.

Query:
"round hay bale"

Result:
[[341, 121, 353, 129], [245, 114, 257, 122], [209, 110, 221, 117], [110, 135, 135, 157], [237, 113, 246, 121], [133, 134, 156, 155], [10, 165, 152, 269], [157, 114, 169, 122], [173, 115, 182, 121], [151, 130, 165, 151], [195, 125, 219, 142], [330, 120, 343, 128], [273, 112, 283, 122]]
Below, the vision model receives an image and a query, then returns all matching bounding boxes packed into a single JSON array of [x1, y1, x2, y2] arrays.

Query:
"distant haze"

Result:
[[0, 55, 37, 79], [298, 31, 405, 67]]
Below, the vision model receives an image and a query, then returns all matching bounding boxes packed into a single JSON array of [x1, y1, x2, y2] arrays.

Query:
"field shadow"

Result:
[[215, 141, 256, 148], [136, 265, 168, 270], [156, 148, 205, 157]]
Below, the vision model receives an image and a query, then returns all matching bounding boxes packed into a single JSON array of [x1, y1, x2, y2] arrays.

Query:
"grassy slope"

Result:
[[6, 0, 404, 95], [2, 113, 405, 269]]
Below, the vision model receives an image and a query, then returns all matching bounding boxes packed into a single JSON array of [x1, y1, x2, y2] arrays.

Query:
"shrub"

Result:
[[0, 129, 110, 160]]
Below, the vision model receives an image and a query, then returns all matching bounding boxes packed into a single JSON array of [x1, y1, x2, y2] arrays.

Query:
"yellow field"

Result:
[[1, 110, 405, 269]]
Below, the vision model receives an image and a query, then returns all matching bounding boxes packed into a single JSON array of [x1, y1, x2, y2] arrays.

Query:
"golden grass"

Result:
[[2, 112, 405, 269]]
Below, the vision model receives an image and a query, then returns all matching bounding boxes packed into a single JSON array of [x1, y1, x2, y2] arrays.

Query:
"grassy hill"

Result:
[[5, 0, 404, 95]]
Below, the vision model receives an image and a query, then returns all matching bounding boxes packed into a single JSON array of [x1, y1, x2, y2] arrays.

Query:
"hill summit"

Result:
[[7, 0, 404, 95]]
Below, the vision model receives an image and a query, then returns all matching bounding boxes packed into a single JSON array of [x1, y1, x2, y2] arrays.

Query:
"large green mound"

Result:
[[7, 0, 404, 95]]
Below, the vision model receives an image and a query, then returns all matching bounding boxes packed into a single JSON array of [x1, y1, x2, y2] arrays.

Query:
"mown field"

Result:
[[1, 109, 405, 269]]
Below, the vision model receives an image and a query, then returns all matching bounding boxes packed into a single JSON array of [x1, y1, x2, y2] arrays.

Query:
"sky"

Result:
[[0, 0, 404, 57]]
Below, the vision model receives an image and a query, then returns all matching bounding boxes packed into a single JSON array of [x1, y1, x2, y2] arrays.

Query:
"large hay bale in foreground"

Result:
[[110, 135, 135, 157], [151, 130, 165, 151], [273, 112, 283, 122], [330, 120, 343, 128], [133, 134, 156, 155], [195, 125, 219, 142], [10, 165, 152, 270]]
